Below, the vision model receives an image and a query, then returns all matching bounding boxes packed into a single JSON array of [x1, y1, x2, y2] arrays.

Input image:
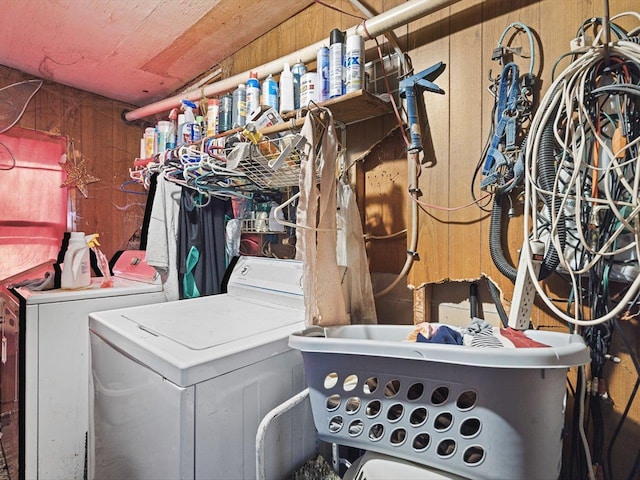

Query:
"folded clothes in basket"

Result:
[[414, 324, 462, 345], [406, 319, 550, 348]]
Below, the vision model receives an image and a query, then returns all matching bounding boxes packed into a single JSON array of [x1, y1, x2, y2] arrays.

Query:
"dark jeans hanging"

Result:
[[177, 189, 231, 299]]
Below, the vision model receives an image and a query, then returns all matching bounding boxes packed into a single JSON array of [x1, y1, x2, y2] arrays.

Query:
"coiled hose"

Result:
[[489, 188, 517, 281], [536, 118, 566, 278], [488, 117, 565, 281]]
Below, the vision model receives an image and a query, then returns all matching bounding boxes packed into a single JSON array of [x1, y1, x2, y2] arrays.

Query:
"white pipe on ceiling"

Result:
[[124, 0, 463, 122]]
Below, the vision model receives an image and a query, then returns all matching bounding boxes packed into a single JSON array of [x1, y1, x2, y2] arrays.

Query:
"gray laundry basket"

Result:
[[289, 324, 589, 480]]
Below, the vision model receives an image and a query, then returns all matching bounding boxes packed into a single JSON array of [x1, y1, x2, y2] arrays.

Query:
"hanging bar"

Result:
[[123, 0, 463, 122]]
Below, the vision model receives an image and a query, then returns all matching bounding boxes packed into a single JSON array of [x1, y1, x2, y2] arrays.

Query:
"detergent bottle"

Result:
[[61, 232, 91, 289]]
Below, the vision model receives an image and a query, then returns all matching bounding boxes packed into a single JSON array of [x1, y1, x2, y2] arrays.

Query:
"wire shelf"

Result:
[[241, 218, 287, 234], [230, 133, 307, 190]]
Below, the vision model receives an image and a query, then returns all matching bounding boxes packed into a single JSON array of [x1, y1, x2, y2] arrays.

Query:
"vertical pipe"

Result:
[[374, 151, 420, 298]]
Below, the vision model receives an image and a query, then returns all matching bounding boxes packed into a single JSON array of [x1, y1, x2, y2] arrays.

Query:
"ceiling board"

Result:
[[0, 0, 314, 106]]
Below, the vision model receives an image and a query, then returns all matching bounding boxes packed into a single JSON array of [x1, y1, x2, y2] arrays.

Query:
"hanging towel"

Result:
[[296, 110, 349, 327], [336, 182, 377, 324], [146, 172, 182, 301], [177, 191, 230, 299]]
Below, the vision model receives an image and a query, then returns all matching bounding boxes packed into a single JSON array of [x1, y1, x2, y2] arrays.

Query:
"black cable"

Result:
[[567, 368, 588, 479], [628, 448, 640, 480], [469, 282, 478, 319], [606, 377, 639, 480]]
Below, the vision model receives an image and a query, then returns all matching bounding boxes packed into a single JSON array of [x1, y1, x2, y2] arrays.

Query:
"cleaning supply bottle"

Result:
[[317, 46, 330, 102], [167, 108, 178, 149], [178, 100, 197, 145], [263, 74, 278, 111], [232, 83, 247, 128], [345, 33, 364, 93], [329, 29, 345, 98], [246, 72, 261, 120], [61, 232, 91, 289], [279, 63, 294, 114], [193, 115, 204, 141], [206, 98, 220, 137], [156, 121, 172, 153], [219, 94, 233, 132], [291, 59, 307, 110]]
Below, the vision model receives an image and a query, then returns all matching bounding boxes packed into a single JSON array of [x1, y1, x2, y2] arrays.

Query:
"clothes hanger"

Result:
[[272, 192, 340, 232], [120, 178, 148, 195]]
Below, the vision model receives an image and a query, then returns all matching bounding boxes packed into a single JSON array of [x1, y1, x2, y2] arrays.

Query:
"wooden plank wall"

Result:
[[225, 0, 640, 476], [0, 67, 148, 261]]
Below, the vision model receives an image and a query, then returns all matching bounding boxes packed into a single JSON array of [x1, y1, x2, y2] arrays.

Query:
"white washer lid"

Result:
[[90, 294, 305, 387], [128, 295, 302, 350], [15, 276, 162, 304]]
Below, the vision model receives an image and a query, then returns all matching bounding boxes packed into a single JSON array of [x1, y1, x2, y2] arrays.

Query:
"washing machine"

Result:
[[0, 273, 165, 480], [88, 256, 316, 480]]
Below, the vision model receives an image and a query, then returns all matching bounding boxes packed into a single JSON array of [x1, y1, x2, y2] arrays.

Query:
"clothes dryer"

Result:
[[0, 274, 165, 480], [88, 256, 316, 480]]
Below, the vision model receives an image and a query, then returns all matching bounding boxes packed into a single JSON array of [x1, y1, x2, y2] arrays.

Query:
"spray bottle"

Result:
[[329, 29, 345, 98], [178, 100, 197, 145], [317, 46, 330, 102], [86, 234, 113, 288], [345, 33, 364, 93], [291, 60, 307, 110]]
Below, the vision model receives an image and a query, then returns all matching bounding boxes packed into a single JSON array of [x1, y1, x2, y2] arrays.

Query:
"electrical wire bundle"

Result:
[[521, 13, 640, 480], [524, 36, 640, 328]]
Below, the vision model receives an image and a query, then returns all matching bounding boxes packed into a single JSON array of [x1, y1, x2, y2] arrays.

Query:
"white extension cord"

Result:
[[522, 35, 640, 327]]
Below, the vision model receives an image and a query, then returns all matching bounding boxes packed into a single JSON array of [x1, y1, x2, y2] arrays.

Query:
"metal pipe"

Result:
[[348, 0, 410, 75], [124, 0, 463, 121]]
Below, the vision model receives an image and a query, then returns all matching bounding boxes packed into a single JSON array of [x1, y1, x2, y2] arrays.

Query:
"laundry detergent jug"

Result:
[[61, 232, 91, 289]]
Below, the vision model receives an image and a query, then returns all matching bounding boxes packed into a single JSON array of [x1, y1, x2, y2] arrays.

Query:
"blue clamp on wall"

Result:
[[399, 62, 446, 153]]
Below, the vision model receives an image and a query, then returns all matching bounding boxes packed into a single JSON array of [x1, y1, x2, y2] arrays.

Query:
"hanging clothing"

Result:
[[146, 172, 182, 302], [296, 110, 349, 327], [177, 191, 230, 299]]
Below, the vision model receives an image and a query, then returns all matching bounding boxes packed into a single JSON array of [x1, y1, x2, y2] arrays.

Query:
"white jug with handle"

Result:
[[61, 232, 91, 289]]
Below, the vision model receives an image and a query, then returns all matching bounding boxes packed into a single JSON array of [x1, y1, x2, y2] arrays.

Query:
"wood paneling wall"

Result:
[[224, 0, 640, 476], [1, 0, 639, 475], [0, 66, 148, 261]]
